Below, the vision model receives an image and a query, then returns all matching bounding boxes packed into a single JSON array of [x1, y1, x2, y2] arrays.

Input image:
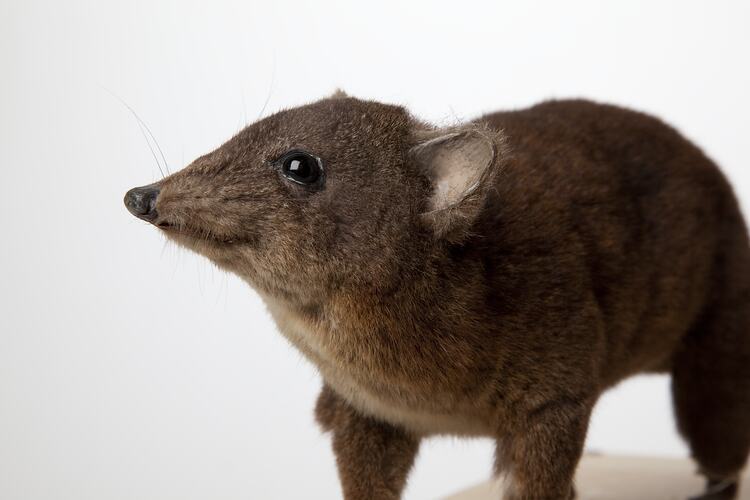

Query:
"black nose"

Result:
[[124, 184, 160, 222]]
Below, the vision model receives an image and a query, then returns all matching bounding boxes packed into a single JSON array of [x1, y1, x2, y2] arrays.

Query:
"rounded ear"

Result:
[[411, 127, 500, 243]]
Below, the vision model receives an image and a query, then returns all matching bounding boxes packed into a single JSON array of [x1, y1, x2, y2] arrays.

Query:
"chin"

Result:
[[162, 229, 250, 266]]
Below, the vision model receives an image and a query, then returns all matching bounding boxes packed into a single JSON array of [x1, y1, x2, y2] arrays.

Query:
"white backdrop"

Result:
[[2, 1, 749, 499]]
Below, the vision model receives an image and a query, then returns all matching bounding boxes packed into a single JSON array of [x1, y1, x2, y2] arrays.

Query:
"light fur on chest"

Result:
[[261, 295, 490, 436]]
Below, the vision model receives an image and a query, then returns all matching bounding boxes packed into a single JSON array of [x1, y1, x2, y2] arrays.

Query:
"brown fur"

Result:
[[125, 95, 750, 499]]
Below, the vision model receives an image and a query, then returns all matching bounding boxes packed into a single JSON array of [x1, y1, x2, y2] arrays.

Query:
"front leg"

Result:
[[315, 385, 421, 500], [495, 397, 593, 500]]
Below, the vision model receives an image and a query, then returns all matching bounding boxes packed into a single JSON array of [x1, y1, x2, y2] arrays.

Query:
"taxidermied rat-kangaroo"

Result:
[[125, 93, 750, 500]]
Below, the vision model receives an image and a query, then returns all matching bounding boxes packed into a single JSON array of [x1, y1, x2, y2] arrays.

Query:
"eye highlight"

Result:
[[277, 150, 324, 186]]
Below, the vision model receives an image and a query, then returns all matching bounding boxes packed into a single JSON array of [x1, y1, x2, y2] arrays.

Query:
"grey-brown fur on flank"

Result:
[[126, 93, 750, 500]]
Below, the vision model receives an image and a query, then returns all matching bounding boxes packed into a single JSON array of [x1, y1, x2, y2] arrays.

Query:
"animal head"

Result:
[[124, 93, 502, 303]]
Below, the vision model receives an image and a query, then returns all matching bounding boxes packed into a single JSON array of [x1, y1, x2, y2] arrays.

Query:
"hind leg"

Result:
[[672, 299, 750, 499]]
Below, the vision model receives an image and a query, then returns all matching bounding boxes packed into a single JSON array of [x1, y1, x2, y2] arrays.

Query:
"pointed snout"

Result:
[[124, 183, 160, 222]]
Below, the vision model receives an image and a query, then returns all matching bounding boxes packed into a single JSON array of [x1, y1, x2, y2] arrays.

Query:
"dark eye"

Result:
[[278, 151, 323, 186]]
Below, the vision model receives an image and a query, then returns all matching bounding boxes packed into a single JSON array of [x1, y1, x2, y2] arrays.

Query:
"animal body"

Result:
[[125, 93, 750, 499]]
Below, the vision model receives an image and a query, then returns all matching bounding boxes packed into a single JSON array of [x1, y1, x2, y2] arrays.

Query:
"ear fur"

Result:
[[411, 126, 502, 243]]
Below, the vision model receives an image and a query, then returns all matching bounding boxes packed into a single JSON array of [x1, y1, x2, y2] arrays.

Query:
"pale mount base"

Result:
[[445, 454, 749, 500]]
